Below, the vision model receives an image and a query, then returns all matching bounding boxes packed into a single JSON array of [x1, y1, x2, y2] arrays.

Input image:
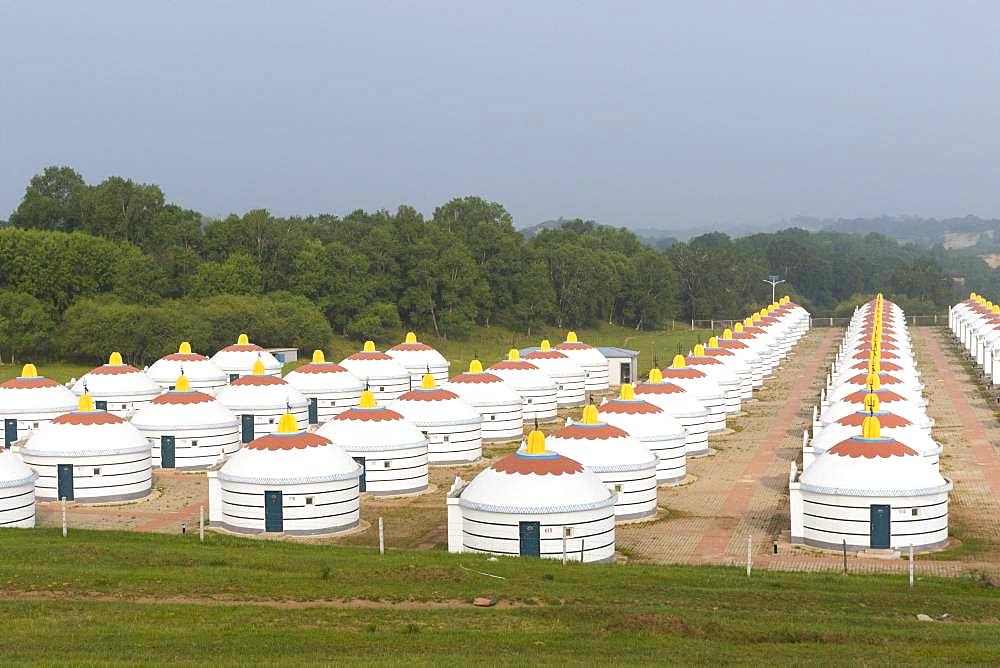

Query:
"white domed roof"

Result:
[[0, 365, 77, 413], [131, 380, 238, 431], [339, 343, 411, 382], [444, 362, 522, 408], [70, 353, 161, 400], [633, 377, 707, 418], [546, 407, 657, 471], [215, 373, 308, 411], [822, 392, 930, 430], [487, 354, 557, 392], [554, 332, 609, 366], [22, 398, 149, 457], [812, 413, 940, 459], [684, 349, 740, 386], [317, 395, 427, 453], [210, 334, 282, 375], [598, 395, 685, 441], [0, 448, 37, 488], [389, 376, 481, 427], [522, 344, 585, 379], [284, 351, 364, 394], [147, 343, 227, 387], [659, 356, 724, 400], [386, 332, 449, 371]]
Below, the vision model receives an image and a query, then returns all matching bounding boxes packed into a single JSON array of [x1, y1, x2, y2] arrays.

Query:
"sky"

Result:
[[2, 1, 999, 230]]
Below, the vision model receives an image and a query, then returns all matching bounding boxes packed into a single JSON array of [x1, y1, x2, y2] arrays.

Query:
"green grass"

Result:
[[1, 528, 998, 664], [0, 361, 91, 384]]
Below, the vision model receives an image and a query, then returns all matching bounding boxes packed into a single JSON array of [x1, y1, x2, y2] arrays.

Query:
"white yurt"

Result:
[[488, 350, 559, 423], [684, 344, 742, 416], [130, 375, 240, 469], [211, 333, 283, 380], [215, 360, 309, 444], [17, 394, 152, 503], [701, 336, 753, 400], [715, 328, 765, 389], [386, 332, 450, 385], [389, 374, 482, 465], [317, 390, 429, 496], [522, 341, 587, 408], [599, 384, 687, 485], [554, 331, 610, 393], [546, 405, 658, 522], [339, 341, 412, 402], [444, 360, 524, 443], [208, 413, 361, 535], [790, 416, 951, 552], [70, 352, 162, 417], [634, 368, 710, 456], [147, 341, 228, 394], [819, 376, 932, 434], [0, 448, 37, 528], [730, 323, 779, 378], [446, 429, 616, 562], [0, 364, 77, 448], [660, 354, 727, 433], [283, 350, 364, 426]]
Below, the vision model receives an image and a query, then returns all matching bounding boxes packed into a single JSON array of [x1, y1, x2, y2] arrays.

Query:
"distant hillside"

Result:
[[782, 215, 1000, 250]]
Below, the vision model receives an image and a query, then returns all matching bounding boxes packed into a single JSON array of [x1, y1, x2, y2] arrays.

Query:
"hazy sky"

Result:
[[2, 2, 999, 229]]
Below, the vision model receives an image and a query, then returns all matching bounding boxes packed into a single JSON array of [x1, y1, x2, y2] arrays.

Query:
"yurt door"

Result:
[[620, 361, 631, 385], [4, 419, 17, 448], [241, 415, 255, 444], [353, 457, 366, 492], [870, 505, 891, 548], [518, 521, 541, 558], [57, 464, 74, 501], [264, 491, 283, 532], [229, 373, 240, 383], [308, 398, 319, 425], [161, 436, 176, 469], [95, 400, 108, 411]]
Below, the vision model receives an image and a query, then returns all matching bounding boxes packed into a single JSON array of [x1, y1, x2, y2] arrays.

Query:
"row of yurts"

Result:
[[0, 301, 809, 550], [950, 292, 1000, 383], [789, 293, 952, 552]]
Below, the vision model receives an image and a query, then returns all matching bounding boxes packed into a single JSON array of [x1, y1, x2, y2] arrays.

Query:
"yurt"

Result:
[[819, 375, 932, 434], [147, 342, 228, 394], [283, 350, 364, 425], [444, 360, 524, 443], [389, 374, 482, 465], [211, 333, 283, 380], [634, 368, 710, 456], [599, 384, 687, 485], [130, 375, 240, 469], [715, 328, 765, 389], [660, 354, 727, 433], [790, 416, 950, 552], [487, 350, 559, 423], [317, 390, 429, 495], [215, 360, 309, 444], [17, 394, 152, 503], [700, 336, 753, 400], [446, 429, 616, 562], [684, 344, 742, 416], [824, 372, 926, 411], [730, 322, 779, 378], [0, 364, 77, 448], [70, 352, 162, 417], [0, 448, 37, 528], [208, 413, 361, 535], [387, 332, 450, 385], [339, 341, 412, 402], [546, 405, 658, 522], [554, 331, 610, 393], [522, 340, 586, 408]]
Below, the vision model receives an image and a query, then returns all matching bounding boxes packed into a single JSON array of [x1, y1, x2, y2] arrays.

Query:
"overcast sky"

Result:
[[2, 2, 998, 229]]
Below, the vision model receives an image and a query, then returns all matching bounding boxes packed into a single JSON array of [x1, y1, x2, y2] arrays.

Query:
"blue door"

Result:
[[308, 398, 319, 425], [519, 521, 541, 557], [241, 415, 255, 444], [95, 400, 108, 411], [264, 490, 283, 532], [161, 435, 175, 469], [353, 456, 366, 492], [870, 504, 891, 549], [4, 419, 17, 448], [57, 464, 74, 501]]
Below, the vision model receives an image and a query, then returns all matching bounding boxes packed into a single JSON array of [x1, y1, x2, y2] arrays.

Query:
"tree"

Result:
[[189, 252, 263, 297], [9, 166, 85, 232], [0, 291, 56, 363]]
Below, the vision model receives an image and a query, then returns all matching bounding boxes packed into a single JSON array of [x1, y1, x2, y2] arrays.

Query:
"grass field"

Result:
[[1, 528, 998, 664]]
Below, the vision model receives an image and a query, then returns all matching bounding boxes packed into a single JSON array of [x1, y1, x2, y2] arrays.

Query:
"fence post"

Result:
[[199, 506, 205, 543], [909, 544, 914, 587], [62, 498, 67, 538], [842, 539, 848, 574], [690, 320, 694, 331], [562, 532, 567, 565], [378, 517, 385, 555], [580, 538, 585, 562], [746, 534, 752, 576]]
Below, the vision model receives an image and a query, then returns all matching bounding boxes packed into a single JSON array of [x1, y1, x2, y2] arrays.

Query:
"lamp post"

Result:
[[763, 275, 785, 303]]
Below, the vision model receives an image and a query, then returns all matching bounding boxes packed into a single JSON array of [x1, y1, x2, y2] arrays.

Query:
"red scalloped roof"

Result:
[[843, 389, 906, 403], [1, 377, 61, 389], [491, 452, 584, 476], [230, 375, 286, 387], [852, 350, 899, 360], [523, 350, 568, 360], [634, 382, 686, 395], [598, 400, 662, 415], [247, 431, 331, 451], [731, 332, 758, 341], [844, 373, 902, 385], [555, 342, 592, 351], [742, 326, 766, 335], [717, 340, 749, 349], [397, 388, 459, 402], [661, 368, 706, 379], [851, 360, 902, 372], [89, 364, 141, 376], [52, 412, 124, 426], [489, 360, 539, 371], [335, 407, 404, 422], [162, 352, 210, 362], [854, 341, 897, 352], [703, 348, 735, 357], [828, 437, 917, 458], [836, 411, 911, 428], [553, 423, 629, 440], [449, 372, 503, 384], [389, 342, 434, 351], [221, 344, 264, 352], [346, 351, 394, 361], [152, 391, 214, 406], [685, 356, 722, 366], [293, 362, 350, 374]]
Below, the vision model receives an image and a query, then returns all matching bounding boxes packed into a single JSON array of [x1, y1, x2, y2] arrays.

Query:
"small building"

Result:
[[70, 352, 162, 417], [522, 341, 586, 407], [130, 374, 240, 469], [0, 364, 78, 448], [18, 394, 152, 503], [597, 347, 638, 388], [444, 360, 523, 443], [317, 390, 429, 496], [599, 384, 687, 485], [211, 333, 283, 380], [208, 413, 361, 536], [389, 374, 482, 465], [488, 350, 558, 423], [0, 448, 37, 528], [387, 332, 450, 385], [215, 360, 309, 444], [339, 341, 412, 402], [266, 348, 299, 364], [446, 429, 616, 562], [146, 342, 228, 394], [283, 350, 364, 426], [634, 369, 710, 456], [555, 331, 610, 393]]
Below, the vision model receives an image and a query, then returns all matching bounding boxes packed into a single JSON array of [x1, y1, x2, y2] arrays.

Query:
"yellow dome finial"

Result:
[[405, 331, 417, 344], [671, 354, 686, 369], [581, 404, 599, 425], [648, 368, 663, 383], [508, 348, 520, 361], [363, 340, 376, 352], [865, 373, 881, 391], [869, 357, 881, 374], [469, 359, 483, 373], [312, 350, 326, 364], [525, 429, 546, 455], [20, 363, 38, 378], [722, 328, 733, 339], [970, 291, 977, 300], [620, 383, 635, 400], [276, 413, 299, 434], [566, 331, 578, 343], [540, 339, 551, 351], [175, 375, 191, 392], [251, 359, 265, 375], [359, 390, 377, 409], [178, 341, 192, 354], [108, 351, 123, 366], [743, 317, 753, 327], [420, 373, 436, 389], [708, 336, 719, 347], [78, 393, 95, 412], [734, 323, 744, 333], [693, 343, 705, 356], [863, 392, 880, 413], [237, 333, 249, 345], [752, 312, 761, 323], [861, 415, 881, 439]]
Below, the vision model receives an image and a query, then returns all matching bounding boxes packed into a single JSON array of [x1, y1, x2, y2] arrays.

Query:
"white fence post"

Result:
[[378, 517, 385, 555]]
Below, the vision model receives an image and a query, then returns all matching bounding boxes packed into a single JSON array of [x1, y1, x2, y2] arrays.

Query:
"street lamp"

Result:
[[763, 275, 785, 303]]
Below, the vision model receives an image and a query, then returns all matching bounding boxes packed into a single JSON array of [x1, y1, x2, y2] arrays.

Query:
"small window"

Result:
[[32, 422, 39, 428], [379, 386, 385, 392], [614, 484, 623, 493], [526, 398, 533, 404], [443, 435, 450, 443], [269, 417, 275, 424], [93, 467, 102, 476], [563, 527, 573, 537], [305, 496, 314, 505], [558, 385, 564, 391], [911, 508, 919, 517], [489, 415, 496, 421], [383, 461, 391, 469], [192, 440, 199, 447], [121, 404, 128, 410], [330, 400, 337, 407]]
